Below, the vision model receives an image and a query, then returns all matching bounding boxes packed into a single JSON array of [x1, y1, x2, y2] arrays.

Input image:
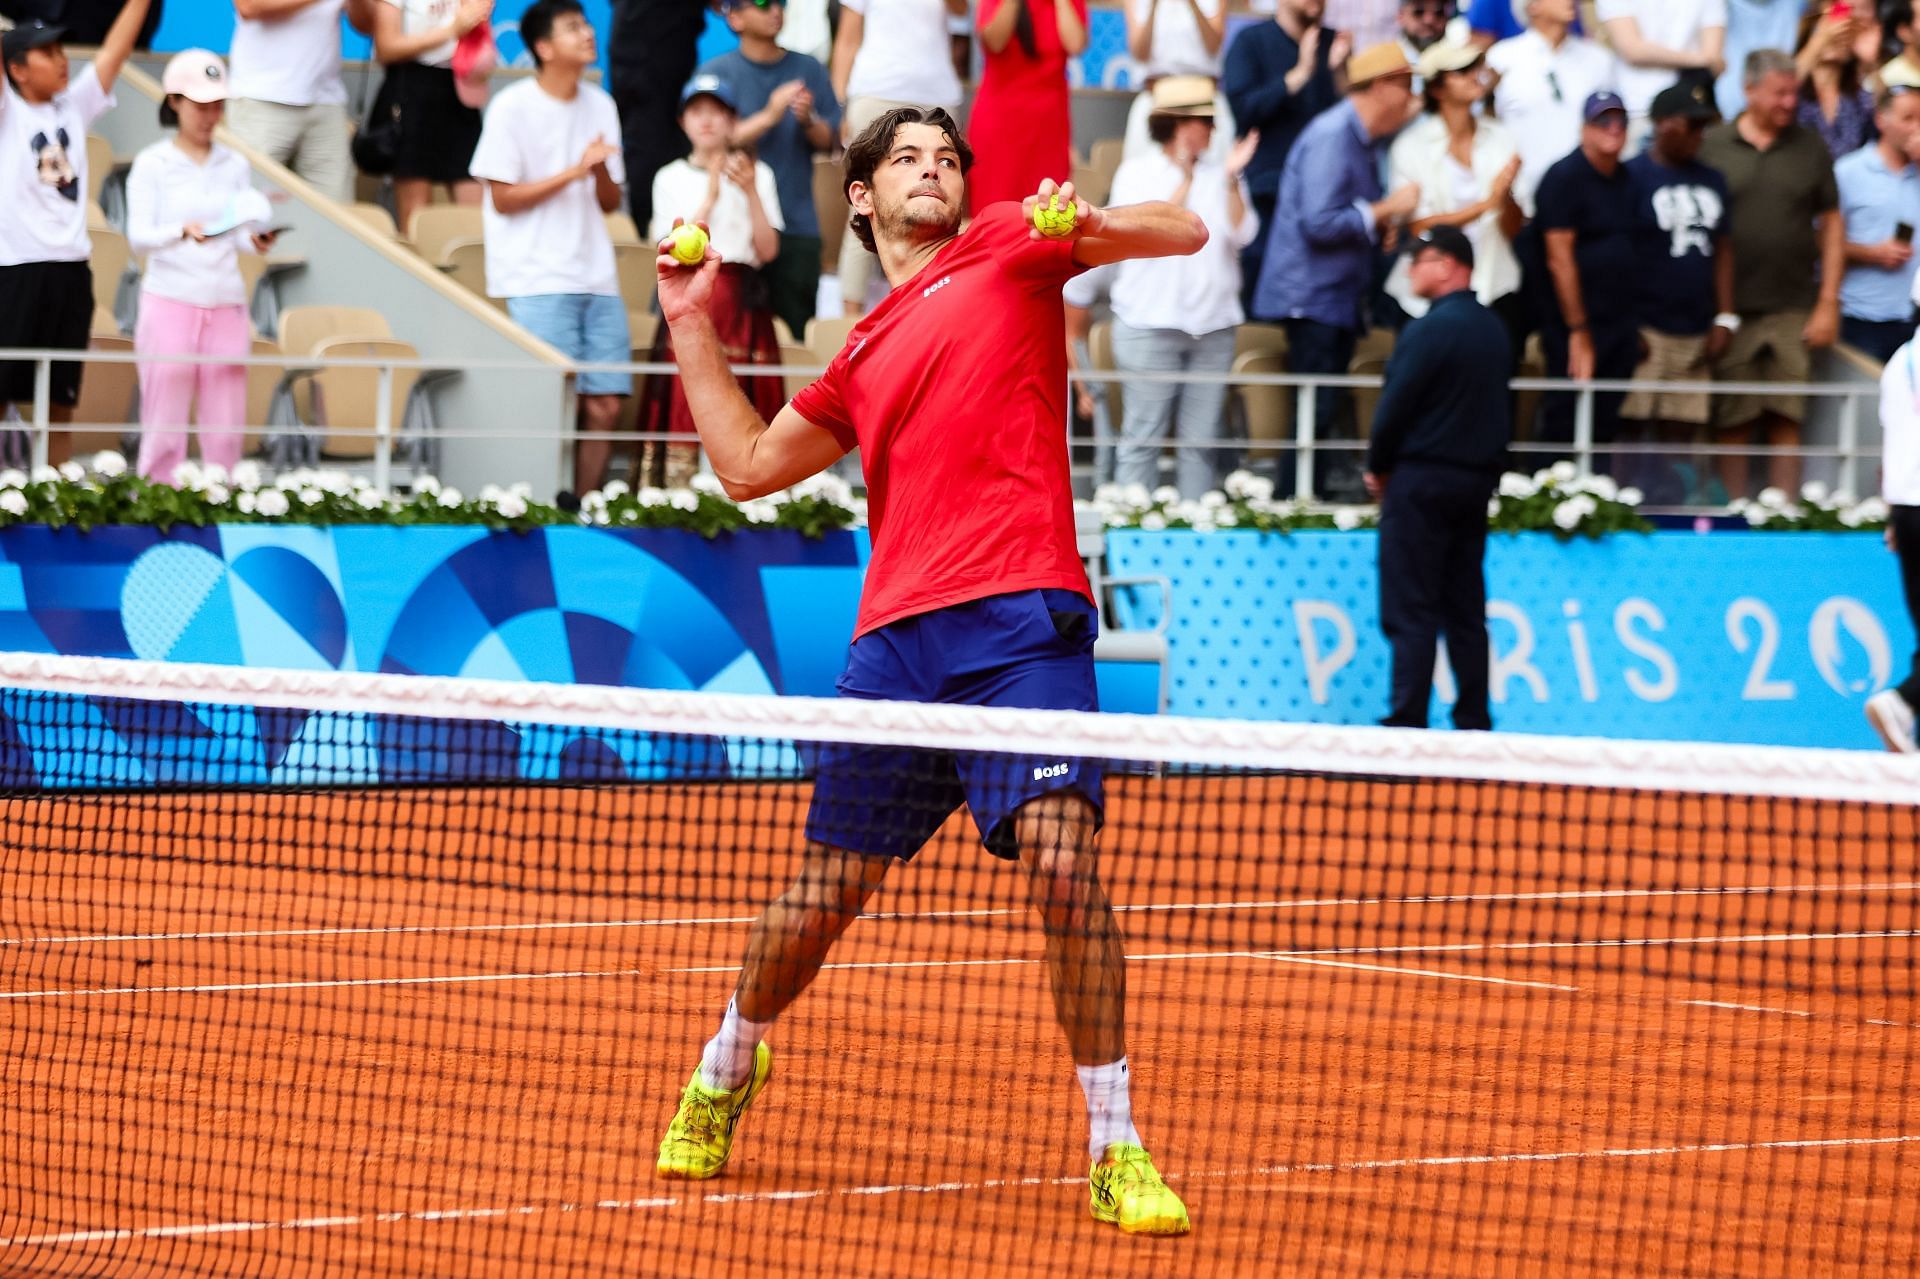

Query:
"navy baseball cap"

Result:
[[679, 74, 738, 114], [1582, 90, 1628, 121], [2, 18, 67, 63]]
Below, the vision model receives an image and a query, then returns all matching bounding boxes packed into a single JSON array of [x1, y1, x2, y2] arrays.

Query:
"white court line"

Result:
[[1260, 955, 1582, 991], [2, 1132, 1914, 1252], [8, 880, 1916, 948], [1688, 1000, 1815, 1018], [0, 968, 651, 1001]]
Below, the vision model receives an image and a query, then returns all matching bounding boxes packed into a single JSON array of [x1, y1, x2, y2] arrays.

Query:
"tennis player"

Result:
[[651, 105, 1205, 1236]]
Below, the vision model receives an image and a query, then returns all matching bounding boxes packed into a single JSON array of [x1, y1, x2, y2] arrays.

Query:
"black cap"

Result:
[[2, 18, 67, 63], [1650, 79, 1718, 121], [1411, 224, 1474, 271]]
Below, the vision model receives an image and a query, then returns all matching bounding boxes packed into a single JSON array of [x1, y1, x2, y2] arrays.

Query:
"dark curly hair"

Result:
[[842, 105, 974, 254]]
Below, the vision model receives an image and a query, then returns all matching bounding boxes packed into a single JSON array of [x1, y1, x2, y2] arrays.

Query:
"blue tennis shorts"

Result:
[[804, 588, 1104, 862]]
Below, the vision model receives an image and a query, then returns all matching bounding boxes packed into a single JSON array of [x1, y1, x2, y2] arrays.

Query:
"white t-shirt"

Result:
[[1130, 0, 1223, 78], [647, 158, 784, 268], [382, 0, 457, 68], [230, 0, 350, 107], [1107, 151, 1256, 336], [126, 140, 260, 309], [1880, 343, 1920, 506], [1594, 0, 1727, 117], [779, 0, 834, 62], [0, 64, 114, 267], [843, 0, 963, 107], [468, 78, 625, 298], [1486, 30, 1617, 215]]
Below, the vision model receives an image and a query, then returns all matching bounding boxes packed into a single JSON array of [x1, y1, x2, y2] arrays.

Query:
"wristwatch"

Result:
[[1713, 312, 1742, 332]]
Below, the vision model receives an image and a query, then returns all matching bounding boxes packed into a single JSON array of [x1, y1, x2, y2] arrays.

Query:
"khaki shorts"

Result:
[[1621, 327, 1712, 424], [1710, 309, 1810, 429]]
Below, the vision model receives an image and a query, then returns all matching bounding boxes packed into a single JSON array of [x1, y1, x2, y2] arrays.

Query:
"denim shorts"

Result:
[[506, 292, 632, 397]]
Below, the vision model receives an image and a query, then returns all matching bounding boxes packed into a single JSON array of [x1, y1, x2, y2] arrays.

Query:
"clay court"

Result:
[[3, 775, 1917, 1276]]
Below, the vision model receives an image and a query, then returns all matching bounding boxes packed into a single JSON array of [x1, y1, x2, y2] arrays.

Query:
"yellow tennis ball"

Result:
[[668, 223, 709, 266], [1032, 193, 1077, 239]]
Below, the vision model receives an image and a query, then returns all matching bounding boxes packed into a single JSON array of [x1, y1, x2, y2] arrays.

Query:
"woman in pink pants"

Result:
[[126, 49, 277, 482]]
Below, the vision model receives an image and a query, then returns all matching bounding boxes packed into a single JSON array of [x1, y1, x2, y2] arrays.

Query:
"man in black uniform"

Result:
[[1364, 226, 1511, 731], [607, 0, 708, 234]]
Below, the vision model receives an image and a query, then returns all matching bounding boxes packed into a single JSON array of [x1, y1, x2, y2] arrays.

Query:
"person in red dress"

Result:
[[650, 103, 1208, 1235], [967, 0, 1089, 211]]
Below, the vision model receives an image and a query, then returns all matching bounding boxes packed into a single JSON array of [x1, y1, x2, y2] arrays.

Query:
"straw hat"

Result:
[[1347, 42, 1413, 88], [1148, 74, 1218, 117], [1416, 18, 1482, 82]]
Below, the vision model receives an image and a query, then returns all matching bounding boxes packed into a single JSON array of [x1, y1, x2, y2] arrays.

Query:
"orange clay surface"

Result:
[[1, 775, 1916, 1277]]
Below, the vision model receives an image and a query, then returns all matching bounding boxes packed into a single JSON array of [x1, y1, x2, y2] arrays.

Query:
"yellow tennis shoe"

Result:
[[1089, 1142, 1191, 1235], [656, 1042, 772, 1180]]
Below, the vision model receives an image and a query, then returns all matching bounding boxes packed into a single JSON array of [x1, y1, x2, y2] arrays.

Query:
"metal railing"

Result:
[[0, 346, 1884, 511]]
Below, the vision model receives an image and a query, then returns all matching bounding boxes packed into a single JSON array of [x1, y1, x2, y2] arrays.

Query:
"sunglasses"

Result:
[[729, 0, 782, 8]]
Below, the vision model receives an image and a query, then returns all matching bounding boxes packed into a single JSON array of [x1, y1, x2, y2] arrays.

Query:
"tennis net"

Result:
[[2, 652, 1917, 1278]]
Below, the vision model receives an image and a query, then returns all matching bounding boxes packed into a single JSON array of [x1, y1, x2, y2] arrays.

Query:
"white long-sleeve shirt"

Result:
[[1107, 150, 1258, 336], [126, 139, 259, 309], [1880, 341, 1920, 506]]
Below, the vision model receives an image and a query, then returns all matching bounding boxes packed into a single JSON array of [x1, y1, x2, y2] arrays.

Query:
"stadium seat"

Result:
[[813, 154, 846, 273], [1087, 137, 1124, 201], [780, 341, 819, 400], [90, 227, 132, 327], [306, 335, 423, 460], [91, 305, 119, 337], [804, 315, 858, 366], [614, 242, 657, 319], [85, 134, 113, 208], [1230, 349, 1293, 469], [1089, 320, 1122, 429], [1234, 322, 1288, 360], [438, 238, 501, 310], [1350, 357, 1388, 443], [70, 333, 136, 456], [345, 202, 402, 240], [245, 335, 289, 454], [605, 211, 643, 246], [406, 205, 483, 263], [1071, 164, 1107, 208]]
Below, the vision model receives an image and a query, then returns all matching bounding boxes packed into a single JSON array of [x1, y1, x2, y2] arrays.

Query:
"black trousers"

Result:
[[1378, 464, 1495, 730], [1538, 321, 1638, 474], [607, 0, 705, 237], [1895, 506, 1920, 710]]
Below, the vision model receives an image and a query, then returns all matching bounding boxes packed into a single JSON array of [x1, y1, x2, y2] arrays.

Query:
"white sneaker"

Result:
[[1865, 691, 1918, 754]]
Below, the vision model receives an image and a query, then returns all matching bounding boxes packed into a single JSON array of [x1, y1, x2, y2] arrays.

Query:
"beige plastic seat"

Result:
[[1088, 137, 1124, 200], [804, 315, 859, 365], [91, 304, 120, 337], [279, 305, 393, 358], [1351, 326, 1396, 368], [345, 202, 402, 240], [1071, 164, 1107, 208], [1234, 322, 1289, 361], [1350, 357, 1389, 443], [70, 334, 135, 455], [771, 316, 797, 347], [813, 154, 847, 273], [605, 211, 643, 246], [615, 242, 657, 319], [306, 335, 421, 459], [780, 342, 820, 400], [1231, 349, 1293, 466], [86, 134, 114, 207], [406, 205, 483, 262], [1089, 319, 1122, 429], [90, 227, 130, 320], [438, 237, 502, 310], [244, 335, 288, 454]]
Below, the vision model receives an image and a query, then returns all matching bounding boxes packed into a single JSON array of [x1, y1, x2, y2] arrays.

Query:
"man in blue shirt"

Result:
[[1364, 226, 1510, 730], [1251, 41, 1419, 497], [1223, 0, 1347, 308], [1620, 81, 1734, 501], [1836, 87, 1920, 364], [700, 0, 842, 339]]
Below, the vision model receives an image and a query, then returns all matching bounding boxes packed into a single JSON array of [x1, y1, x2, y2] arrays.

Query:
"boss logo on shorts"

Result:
[[1032, 762, 1070, 781]]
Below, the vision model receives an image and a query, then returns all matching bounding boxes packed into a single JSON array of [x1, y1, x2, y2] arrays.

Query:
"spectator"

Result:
[[642, 74, 784, 487], [1063, 260, 1119, 486], [1837, 87, 1920, 363], [0, 3, 149, 465], [1619, 80, 1734, 502], [701, 0, 840, 341], [367, 0, 492, 237], [1717, 0, 1800, 118], [1884, 3, 1920, 91], [1121, 0, 1230, 162], [1465, 0, 1587, 45], [1384, 24, 1524, 351], [1252, 42, 1420, 498], [1485, 0, 1616, 215], [1364, 226, 1509, 731], [1223, 0, 1346, 307], [1107, 76, 1260, 496], [607, 0, 705, 238], [1700, 48, 1843, 497], [1327, 0, 1400, 51], [1395, 0, 1451, 79], [832, 0, 967, 316], [1533, 91, 1639, 469], [227, 0, 375, 204], [127, 50, 279, 484], [468, 0, 630, 498], [1794, 2, 1880, 159], [1596, 0, 1724, 142], [1866, 334, 1920, 753], [778, 0, 832, 60], [967, 0, 1087, 212]]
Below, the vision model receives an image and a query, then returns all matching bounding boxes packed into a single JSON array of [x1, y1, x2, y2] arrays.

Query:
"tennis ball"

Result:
[[1032, 193, 1077, 239], [668, 223, 709, 266]]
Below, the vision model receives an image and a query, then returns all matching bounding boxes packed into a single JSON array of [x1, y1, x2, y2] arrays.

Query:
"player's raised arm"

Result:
[[656, 225, 849, 500], [1022, 178, 1208, 268]]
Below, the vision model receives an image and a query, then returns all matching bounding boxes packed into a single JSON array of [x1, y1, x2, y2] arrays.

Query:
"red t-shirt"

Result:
[[792, 202, 1093, 638]]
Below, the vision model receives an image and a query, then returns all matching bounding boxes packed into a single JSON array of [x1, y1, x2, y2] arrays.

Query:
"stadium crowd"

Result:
[[3, 0, 1920, 502]]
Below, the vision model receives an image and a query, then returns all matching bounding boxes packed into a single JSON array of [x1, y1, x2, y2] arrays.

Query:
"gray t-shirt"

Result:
[[697, 50, 841, 240]]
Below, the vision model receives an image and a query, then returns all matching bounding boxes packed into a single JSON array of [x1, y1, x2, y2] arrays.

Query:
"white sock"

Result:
[[698, 997, 771, 1091], [1077, 1057, 1142, 1161]]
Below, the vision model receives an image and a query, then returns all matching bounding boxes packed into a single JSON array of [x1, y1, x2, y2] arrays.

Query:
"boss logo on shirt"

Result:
[[921, 274, 952, 299]]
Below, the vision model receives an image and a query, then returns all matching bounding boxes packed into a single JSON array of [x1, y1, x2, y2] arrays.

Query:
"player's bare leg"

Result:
[[657, 843, 890, 1180], [1015, 791, 1190, 1235]]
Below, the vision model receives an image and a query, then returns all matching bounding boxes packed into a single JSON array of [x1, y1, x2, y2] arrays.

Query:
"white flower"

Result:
[[30, 465, 59, 484], [0, 490, 27, 517], [1488, 496, 1503, 519], [496, 493, 528, 519], [90, 450, 127, 478], [600, 480, 630, 500], [230, 460, 264, 490], [254, 488, 289, 518], [236, 491, 257, 514], [314, 469, 350, 495], [0, 469, 26, 488], [57, 461, 85, 483], [690, 473, 726, 496], [638, 486, 669, 507], [203, 483, 230, 505], [670, 490, 699, 512], [299, 488, 324, 505], [1743, 506, 1770, 527], [478, 483, 506, 504], [1853, 497, 1890, 523], [437, 487, 463, 508], [1550, 460, 1579, 483], [1334, 507, 1365, 531], [413, 474, 441, 496], [1832, 489, 1858, 508], [1617, 487, 1644, 507], [176, 461, 205, 489], [1200, 490, 1227, 509], [1092, 483, 1126, 506], [1121, 483, 1151, 507], [1800, 480, 1830, 505], [742, 498, 779, 524], [1497, 472, 1534, 498], [1757, 486, 1789, 509], [1840, 504, 1865, 528], [1215, 507, 1239, 527], [1580, 474, 1618, 501], [581, 491, 608, 512], [1223, 470, 1273, 502], [356, 488, 386, 510], [1151, 485, 1182, 506], [200, 462, 230, 488], [1552, 499, 1585, 531], [1138, 511, 1167, 531]]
